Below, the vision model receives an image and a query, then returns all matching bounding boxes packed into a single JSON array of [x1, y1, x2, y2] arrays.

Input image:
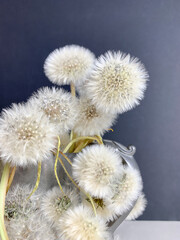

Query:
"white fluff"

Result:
[[84, 51, 148, 114], [81, 194, 115, 222], [28, 87, 79, 134], [126, 192, 147, 220], [6, 213, 56, 240], [41, 186, 79, 226], [109, 167, 143, 218], [0, 103, 57, 167], [57, 205, 111, 240], [72, 145, 123, 198], [73, 97, 117, 136], [5, 184, 40, 221], [44, 45, 95, 85]]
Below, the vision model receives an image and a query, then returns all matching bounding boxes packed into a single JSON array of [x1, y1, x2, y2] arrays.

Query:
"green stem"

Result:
[[0, 163, 10, 240]]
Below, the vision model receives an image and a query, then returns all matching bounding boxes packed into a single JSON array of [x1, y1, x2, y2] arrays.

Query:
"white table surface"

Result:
[[114, 221, 180, 240]]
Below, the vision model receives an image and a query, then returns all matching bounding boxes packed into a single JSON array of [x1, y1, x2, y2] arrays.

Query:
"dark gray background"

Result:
[[0, 0, 180, 220]]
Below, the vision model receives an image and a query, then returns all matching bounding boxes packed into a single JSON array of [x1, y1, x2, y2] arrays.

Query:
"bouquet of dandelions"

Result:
[[0, 45, 148, 240]]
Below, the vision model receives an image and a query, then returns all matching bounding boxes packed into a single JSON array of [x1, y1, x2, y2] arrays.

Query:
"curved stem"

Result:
[[94, 135, 103, 145], [73, 139, 93, 153], [59, 151, 72, 166], [27, 161, 41, 200], [58, 156, 97, 216], [63, 136, 102, 153], [54, 137, 64, 194], [0, 163, 10, 240], [6, 166, 16, 193], [54, 158, 64, 194]]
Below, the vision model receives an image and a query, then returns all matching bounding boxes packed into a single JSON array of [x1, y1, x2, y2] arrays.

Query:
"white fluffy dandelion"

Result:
[[109, 167, 143, 217], [126, 192, 147, 220], [5, 184, 40, 221], [0, 103, 57, 167], [72, 145, 123, 198], [5, 185, 57, 240], [44, 45, 95, 86], [84, 51, 148, 114], [41, 186, 79, 226], [28, 87, 79, 133], [73, 97, 117, 136], [6, 213, 56, 240], [57, 205, 111, 240]]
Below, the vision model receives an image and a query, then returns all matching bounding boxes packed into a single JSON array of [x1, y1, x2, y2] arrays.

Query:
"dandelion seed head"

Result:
[[109, 167, 143, 217], [84, 51, 148, 114], [44, 45, 95, 85], [5, 185, 40, 221], [73, 97, 116, 136], [29, 87, 79, 133], [0, 103, 57, 166], [6, 213, 56, 240], [41, 186, 79, 226], [72, 145, 123, 198], [126, 192, 147, 220], [58, 205, 111, 240]]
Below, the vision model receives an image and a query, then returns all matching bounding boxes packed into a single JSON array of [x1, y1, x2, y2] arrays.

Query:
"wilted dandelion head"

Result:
[[44, 45, 95, 85], [29, 87, 79, 133], [84, 51, 148, 114], [0, 103, 57, 167], [72, 145, 123, 198], [126, 192, 147, 220], [41, 186, 79, 226], [5, 184, 39, 221], [6, 213, 56, 240], [58, 205, 111, 240], [73, 97, 116, 136], [109, 167, 143, 216]]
